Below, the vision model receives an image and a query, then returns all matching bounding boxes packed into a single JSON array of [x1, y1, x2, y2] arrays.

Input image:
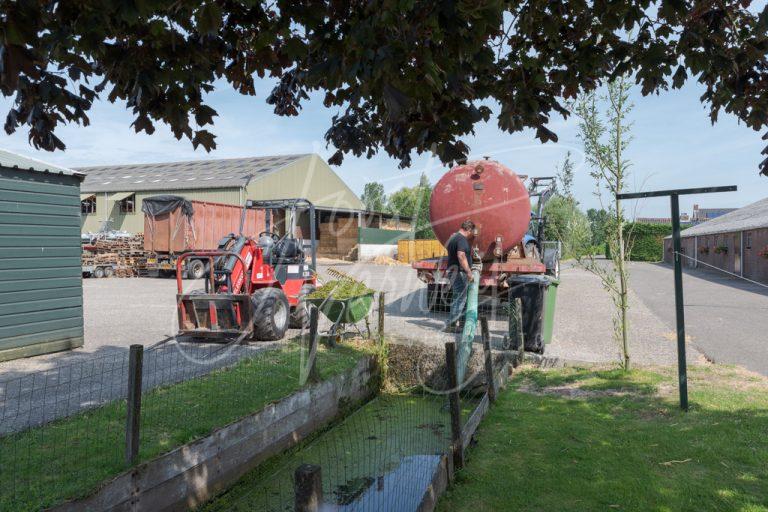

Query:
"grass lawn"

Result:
[[0, 340, 373, 512], [438, 364, 768, 512]]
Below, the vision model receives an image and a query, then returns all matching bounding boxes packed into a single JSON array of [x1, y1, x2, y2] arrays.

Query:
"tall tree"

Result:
[[555, 151, 575, 200], [586, 208, 610, 247], [1, 2, 767, 175], [387, 173, 434, 239], [360, 182, 387, 212], [575, 77, 634, 371], [542, 195, 591, 258]]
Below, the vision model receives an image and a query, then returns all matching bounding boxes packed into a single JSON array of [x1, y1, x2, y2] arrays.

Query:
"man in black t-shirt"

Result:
[[443, 220, 475, 333]]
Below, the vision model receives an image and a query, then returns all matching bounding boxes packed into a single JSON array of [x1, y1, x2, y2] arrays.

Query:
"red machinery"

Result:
[[176, 199, 317, 341], [414, 160, 546, 310]]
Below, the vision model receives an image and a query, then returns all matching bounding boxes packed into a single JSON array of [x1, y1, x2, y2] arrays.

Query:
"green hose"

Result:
[[456, 268, 480, 386]]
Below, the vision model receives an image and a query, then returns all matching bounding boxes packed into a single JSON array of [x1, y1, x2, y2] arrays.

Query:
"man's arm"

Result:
[[457, 251, 473, 282]]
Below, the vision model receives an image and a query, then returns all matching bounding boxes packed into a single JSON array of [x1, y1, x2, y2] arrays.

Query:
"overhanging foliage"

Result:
[[1, 1, 767, 174]]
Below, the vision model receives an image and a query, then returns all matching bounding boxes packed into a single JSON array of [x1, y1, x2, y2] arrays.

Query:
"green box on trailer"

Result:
[[0, 151, 86, 361]]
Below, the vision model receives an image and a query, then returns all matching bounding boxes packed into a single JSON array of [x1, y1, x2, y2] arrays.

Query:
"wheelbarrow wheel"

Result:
[[251, 288, 289, 341], [289, 284, 316, 329]]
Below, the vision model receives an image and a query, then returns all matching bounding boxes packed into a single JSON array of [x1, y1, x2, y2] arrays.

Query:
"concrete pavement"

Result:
[[627, 262, 768, 375]]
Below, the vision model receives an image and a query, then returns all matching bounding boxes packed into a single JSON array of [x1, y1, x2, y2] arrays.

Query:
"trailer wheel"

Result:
[[188, 259, 206, 280], [103, 266, 114, 278], [93, 266, 105, 279], [289, 284, 316, 329], [251, 288, 289, 341]]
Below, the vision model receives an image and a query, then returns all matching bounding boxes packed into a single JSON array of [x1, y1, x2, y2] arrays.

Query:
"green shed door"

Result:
[[0, 168, 84, 361]]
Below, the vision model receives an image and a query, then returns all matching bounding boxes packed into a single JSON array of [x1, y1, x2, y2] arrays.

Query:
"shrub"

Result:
[[624, 223, 674, 262]]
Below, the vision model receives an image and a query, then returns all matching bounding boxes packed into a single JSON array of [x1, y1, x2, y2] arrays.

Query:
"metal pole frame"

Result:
[[670, 194, 689, 411], [617, 184, 736, 411]]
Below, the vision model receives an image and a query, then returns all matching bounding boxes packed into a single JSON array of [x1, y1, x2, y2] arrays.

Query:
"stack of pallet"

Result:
[[318, 217, 358, 260], [82, 234, 149, 277]]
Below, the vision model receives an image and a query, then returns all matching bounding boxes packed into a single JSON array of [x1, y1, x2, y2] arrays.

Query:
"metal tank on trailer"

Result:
[[413, 159, 560, 352]]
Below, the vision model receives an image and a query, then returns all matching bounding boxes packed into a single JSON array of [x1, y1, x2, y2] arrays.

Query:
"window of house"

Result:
[[119, 194, 136, 214], [745, 232, 752, 249], [81, 196, 96, 214]]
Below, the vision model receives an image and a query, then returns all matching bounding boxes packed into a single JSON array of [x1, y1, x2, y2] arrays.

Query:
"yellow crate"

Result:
[[398, 239, 446, 263]]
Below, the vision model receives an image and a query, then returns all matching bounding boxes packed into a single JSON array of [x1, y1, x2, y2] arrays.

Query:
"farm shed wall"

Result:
[[742, 228, 768, 283], [0, 167, 84, 361], [664, 228, 768, 284]]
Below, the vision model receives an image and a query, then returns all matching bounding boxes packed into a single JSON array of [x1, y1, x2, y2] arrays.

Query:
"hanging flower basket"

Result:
[[714, 245, 728, 255], [758, 247, 768, 259], [699, 246, 710, 255]]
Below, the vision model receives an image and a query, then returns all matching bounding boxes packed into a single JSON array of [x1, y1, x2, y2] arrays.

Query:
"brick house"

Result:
[[663, 197, 768, 284]]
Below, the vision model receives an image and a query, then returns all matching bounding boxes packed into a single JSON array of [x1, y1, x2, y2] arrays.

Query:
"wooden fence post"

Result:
[[125, 344, 144, 465], [377, 291, 386, 343], [294, 464, 323, 512], [509, 297, 525, 365], [306, 306, 320, 384], [480, 316, 496, 404], [445, 341, 465, 470]]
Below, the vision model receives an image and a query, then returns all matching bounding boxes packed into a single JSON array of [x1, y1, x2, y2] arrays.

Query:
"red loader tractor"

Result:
[[176, 198, 318, 341]]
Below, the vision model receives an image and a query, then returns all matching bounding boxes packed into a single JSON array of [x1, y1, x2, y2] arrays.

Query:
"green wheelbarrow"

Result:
[[305, 292, 375, 343]]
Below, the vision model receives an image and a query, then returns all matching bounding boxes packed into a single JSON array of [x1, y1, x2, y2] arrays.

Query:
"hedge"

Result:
[[603, 223, 678, 262], [625, 222, 673, 261]]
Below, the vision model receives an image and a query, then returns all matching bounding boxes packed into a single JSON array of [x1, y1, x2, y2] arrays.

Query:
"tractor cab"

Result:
[[176, 198, 318, 342]]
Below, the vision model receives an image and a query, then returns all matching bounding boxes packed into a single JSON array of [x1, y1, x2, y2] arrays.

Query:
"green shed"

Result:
[[0, 149, 85, 361]]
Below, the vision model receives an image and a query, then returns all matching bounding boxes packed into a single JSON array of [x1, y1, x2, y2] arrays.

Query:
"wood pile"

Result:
[[82, 234, 149, 277]]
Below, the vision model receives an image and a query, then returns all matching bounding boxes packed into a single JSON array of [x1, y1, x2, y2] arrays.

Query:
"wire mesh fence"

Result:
[[202, 328, 502, 512], [0, 305, 506, 512], [0, 332, 362, 511], [202, 389, 455, 512]]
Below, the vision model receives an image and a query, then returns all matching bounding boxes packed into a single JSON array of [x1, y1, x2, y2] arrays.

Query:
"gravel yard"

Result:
[[0, 261, 715, 376], [3, 258, 762, 433]]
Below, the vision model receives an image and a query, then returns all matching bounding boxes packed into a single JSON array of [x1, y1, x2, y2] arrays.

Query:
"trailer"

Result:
[[142, 196, 266, 279], [413, 160, 561, 353], [81, 263, 117, 278]]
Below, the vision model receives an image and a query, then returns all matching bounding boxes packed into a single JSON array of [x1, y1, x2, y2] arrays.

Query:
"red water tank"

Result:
[[430, 160, 530, 260]]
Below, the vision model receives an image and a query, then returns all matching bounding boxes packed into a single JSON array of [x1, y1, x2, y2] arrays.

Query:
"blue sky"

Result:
[[0, 77, 765, 217]]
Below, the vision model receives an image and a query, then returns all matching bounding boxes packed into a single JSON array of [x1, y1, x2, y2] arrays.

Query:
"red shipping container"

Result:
[[144, 200, 266, 253]]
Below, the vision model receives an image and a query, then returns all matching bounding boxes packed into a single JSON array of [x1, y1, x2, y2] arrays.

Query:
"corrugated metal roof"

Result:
[[672, 197, 768, 238], [77, 154, 311, 193], [0, 148, 83, 178]]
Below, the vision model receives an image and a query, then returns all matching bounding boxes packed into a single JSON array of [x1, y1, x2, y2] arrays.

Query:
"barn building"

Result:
[[77, 153, 410, 260], [663, 197, 768, 284]]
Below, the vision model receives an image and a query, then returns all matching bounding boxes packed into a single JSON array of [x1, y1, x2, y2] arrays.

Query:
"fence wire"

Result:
[[203, 389, 455, 512], [1, 332, 497, 512], [203, 347, 492, 512], [0, 336, 319, 511]]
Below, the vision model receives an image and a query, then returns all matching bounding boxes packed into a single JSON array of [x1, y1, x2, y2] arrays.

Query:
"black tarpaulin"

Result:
[[141, 195, 194, 218]]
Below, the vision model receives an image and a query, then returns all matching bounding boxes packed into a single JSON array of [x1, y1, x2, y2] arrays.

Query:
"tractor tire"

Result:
[[93, 266, 105, 279], [251, 288, 290, 341], [289, 284, 316, 329], [188, 259, 206, 280], [103, 266, 114, 278]]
